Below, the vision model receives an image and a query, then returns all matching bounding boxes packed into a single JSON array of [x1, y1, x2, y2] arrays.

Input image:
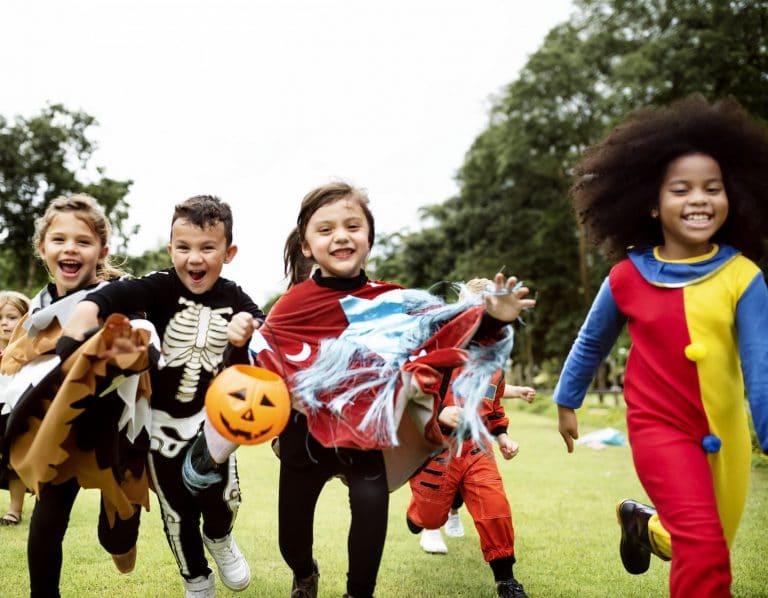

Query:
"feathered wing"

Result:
[[4, 315, 157, 526]]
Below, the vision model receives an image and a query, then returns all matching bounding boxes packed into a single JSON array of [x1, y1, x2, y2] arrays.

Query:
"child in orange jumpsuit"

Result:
[[407, 279, 530, 598]]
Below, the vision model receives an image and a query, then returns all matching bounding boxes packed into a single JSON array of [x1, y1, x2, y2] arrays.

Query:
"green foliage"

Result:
[[0, 104, 133, 291], [261, 292, 284, 314], [373, 0, 768, 375], [120, 245, 171, 278]]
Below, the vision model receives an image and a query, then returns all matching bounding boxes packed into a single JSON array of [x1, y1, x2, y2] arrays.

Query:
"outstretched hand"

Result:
[[504, 385, 536, 402], [97, 314, 147, 359], [483, 273, 536, 323]]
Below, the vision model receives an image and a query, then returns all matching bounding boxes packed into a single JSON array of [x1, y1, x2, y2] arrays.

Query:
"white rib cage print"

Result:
[[162, 296, 232, 402]]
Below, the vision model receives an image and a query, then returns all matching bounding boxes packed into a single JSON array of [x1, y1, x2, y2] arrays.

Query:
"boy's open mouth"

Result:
[[190, 270, 206, 282]]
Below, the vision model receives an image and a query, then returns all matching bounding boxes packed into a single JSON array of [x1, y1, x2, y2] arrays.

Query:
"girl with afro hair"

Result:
[[553, 94, 768, 598]]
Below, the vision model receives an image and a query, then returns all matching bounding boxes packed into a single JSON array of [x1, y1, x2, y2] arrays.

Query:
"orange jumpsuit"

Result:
[[407, 369, 515, 562]]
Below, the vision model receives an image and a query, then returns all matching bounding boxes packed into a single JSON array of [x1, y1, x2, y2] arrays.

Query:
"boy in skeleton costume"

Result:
[[65, 196, 264, 597]]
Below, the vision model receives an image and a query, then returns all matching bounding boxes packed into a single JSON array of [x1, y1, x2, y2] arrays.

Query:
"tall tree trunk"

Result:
[[25, 252, 38, 291]]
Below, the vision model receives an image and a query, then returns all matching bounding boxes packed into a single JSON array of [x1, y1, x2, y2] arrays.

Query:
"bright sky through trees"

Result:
[[3, 0, 573, 302]]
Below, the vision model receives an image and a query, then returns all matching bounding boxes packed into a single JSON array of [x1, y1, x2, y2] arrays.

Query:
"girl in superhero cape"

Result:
[[553, 95, 768, 598], [212, 181, 535, 598], [0, 194, 157, 596]]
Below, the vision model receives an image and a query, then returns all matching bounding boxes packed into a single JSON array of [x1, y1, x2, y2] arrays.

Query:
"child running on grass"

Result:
[[0, 194, 153, 597], [407, 278, 534, 598], [222, 181, 535, 598], [553, 95, 768, 597], [418, 377, 534, 555], [64, 195, 264, 597]]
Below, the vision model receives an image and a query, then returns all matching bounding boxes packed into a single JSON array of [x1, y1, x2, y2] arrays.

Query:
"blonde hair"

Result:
[[33, 194, 125, 280], [465, 278, 493, 296], [457, 277, 494, 303], [0, 290, 31, 317]]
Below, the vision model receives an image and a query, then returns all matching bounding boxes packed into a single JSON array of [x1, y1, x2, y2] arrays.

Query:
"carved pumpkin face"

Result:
[[205, 365, 290, 445]]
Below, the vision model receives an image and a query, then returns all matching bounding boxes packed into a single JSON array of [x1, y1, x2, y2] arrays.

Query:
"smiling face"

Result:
[[0, 303, 24, 346], [300, 196, 371, 279], [168, 218, 237, 294], [38, 212, 108, 296], [656, 152, 729, 260]]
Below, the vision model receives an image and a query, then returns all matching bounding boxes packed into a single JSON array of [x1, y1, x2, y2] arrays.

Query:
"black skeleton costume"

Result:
[[86, 268, 264, 583]]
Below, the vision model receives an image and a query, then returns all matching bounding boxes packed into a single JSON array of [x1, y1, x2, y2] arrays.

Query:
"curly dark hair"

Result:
[[571, 94, 768, 260]]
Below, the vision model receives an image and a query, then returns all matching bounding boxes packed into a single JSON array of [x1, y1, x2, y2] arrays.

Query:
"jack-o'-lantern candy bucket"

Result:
[[206, 365, 290, 445]]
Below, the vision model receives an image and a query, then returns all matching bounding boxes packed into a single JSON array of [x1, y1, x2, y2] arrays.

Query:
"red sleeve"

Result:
[[483, 370, 509, 436]]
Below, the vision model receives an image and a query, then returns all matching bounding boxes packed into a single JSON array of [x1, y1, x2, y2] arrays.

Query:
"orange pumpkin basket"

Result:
[[205, 365, 290, 445]]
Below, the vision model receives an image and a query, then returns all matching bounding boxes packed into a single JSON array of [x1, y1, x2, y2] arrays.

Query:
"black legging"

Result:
[[27, 478, 140, 598], [277, 416, 389, 598]]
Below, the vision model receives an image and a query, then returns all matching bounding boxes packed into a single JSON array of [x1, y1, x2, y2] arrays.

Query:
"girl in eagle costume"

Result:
[[554, 96, 768, 598], [0, 195, 157, 597], [216, 181, 535, 598]]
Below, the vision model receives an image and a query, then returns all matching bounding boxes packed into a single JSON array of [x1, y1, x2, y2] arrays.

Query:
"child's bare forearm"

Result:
[[62, 301, 101, 340]]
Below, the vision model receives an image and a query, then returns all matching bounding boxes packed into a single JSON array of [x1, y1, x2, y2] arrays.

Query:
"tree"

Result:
[[373, 0, 768, 375], [0, 104, 133, 293], [121, 245, 171, 278]]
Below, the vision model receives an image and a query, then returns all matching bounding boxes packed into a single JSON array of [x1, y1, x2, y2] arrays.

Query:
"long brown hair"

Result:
[[284, 182, 375, 286]]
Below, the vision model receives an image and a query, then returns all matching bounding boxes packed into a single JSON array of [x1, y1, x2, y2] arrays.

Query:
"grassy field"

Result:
[[1, 399, 766, 597]]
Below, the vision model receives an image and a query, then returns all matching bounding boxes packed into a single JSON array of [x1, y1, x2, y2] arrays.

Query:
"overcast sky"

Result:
[[4, 0, 573, 304]]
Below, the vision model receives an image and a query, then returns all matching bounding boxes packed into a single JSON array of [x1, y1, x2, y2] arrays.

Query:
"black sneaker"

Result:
[[496, 578, 528, 598], [291, 559, 319, 598], [616, 499, 656, 575]]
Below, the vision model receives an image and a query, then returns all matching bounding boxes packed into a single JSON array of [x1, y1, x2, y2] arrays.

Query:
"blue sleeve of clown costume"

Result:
[[553, 277, 626, 409], [736, 272, 768, 453]]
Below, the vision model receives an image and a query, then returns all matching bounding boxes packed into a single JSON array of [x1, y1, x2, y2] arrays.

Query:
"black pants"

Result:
[[278, 412, 389, 598], [28, 478, 140, 598], [148, 448, 240, 581]]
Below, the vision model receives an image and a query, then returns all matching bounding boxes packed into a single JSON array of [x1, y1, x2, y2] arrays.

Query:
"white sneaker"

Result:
[[184, 572, 216, 598], [444, 512, 465, 538], [203, 533, 251, 591], [419, 528, 448, 554]]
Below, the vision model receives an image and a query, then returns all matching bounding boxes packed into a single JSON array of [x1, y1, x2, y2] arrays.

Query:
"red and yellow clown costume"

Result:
[[554, 244, 768, 597], [407, 368, 516, 563]]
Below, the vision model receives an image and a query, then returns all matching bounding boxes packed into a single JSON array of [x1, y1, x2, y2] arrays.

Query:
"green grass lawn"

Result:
[[1, 402, 766, 597]]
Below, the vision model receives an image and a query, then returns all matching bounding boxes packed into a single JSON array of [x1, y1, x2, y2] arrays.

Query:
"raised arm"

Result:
[[483, 272, 536, 323]]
